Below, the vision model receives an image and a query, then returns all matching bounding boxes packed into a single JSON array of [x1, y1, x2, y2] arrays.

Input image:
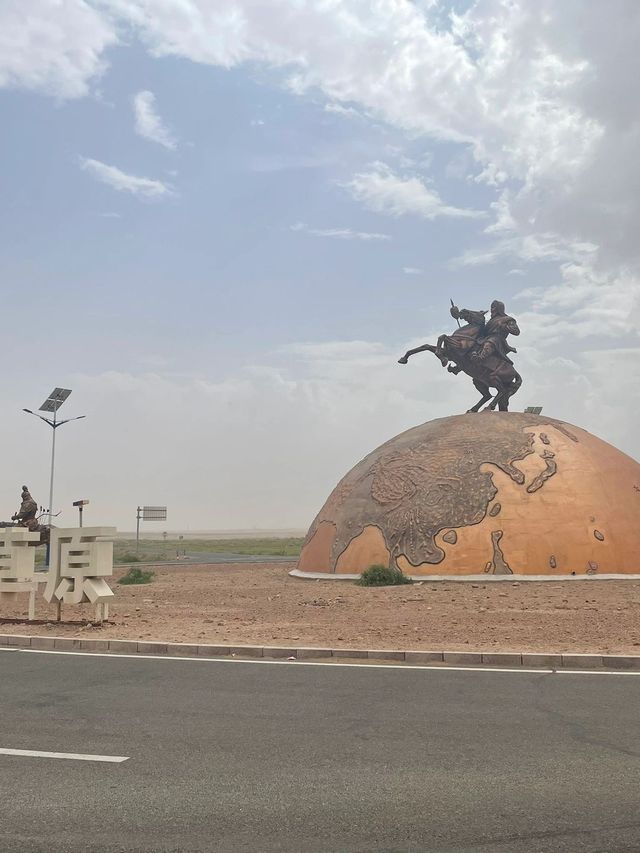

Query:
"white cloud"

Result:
[[3, 0, 640, 528], [133, 90, 177, 149], [516, 262, 640, 342], [403, 267, 423, 275], [451, 208, 599, 270], [280, 340, 390, 365], [80, 157, 173, 198], [343, 163, 484, 220], [0, 0, 116, 98], [0, 343, 456, 529], [86, 0, 638, 343], [324, 102, 362, 118], [6, 4, 638, 308], [4, 332, 635, 530], [290, 222, 391, 242]]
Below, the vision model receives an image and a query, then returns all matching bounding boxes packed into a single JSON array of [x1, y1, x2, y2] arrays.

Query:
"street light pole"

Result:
[[23, 389, 86, 563], [48, 406, 58, 529]]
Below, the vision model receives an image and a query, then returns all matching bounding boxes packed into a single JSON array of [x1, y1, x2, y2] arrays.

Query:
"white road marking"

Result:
[[7, 647, 640, 676], [0, 748, 128, 763]]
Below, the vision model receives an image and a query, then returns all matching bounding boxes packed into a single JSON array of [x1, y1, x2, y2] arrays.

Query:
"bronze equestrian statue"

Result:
[[398, 300, 522, 412]]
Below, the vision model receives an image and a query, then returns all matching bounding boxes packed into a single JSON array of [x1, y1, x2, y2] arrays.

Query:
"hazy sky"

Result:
[[1, 0, 639, 531]]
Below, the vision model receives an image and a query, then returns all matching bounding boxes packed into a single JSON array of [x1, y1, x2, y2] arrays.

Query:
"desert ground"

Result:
[[2, 562, 640, 654]]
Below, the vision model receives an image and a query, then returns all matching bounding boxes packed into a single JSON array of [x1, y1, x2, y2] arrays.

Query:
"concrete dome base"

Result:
[[294, 413, 640, 578]]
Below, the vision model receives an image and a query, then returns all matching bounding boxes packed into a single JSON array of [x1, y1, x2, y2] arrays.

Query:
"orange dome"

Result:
[[294, 413, 640, 578]]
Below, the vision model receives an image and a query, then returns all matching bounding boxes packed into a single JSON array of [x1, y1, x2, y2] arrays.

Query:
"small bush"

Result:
[[116, 552, 142, 564], [356, 564, 413, 587], [119, 566, 155, 585]]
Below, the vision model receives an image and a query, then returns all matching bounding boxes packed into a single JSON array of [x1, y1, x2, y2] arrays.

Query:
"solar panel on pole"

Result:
[[39, 388, 72, 413]]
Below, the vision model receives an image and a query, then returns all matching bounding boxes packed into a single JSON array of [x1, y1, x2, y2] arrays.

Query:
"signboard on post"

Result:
[[135, 505, 168, 553], [142, 506, 167, 521], [72, 499, 90, 528]]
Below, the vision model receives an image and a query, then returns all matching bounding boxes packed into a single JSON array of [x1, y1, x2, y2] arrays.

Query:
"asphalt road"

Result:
[[185, 552, 296, 564], [1, 651, 640, 852], [117, 553, 296, 567]]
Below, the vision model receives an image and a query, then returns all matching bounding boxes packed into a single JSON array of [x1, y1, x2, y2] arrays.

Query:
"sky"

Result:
[[1, 0, 639, 532]]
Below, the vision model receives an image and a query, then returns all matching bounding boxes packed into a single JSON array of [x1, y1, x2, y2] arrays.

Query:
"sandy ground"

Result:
[[2, 562, 640, 654]]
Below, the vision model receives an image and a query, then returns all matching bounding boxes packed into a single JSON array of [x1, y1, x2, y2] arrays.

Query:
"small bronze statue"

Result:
[[12, 486, 38, 529], [398, 300, 522, 411], [0, 486, 50, 545]]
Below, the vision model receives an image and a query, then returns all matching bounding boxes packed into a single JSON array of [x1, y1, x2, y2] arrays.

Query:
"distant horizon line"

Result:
[[115, 528, 307, 540]]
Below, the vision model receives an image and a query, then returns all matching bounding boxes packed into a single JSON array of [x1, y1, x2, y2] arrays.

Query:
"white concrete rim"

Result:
[[288, 568, 640, 582]]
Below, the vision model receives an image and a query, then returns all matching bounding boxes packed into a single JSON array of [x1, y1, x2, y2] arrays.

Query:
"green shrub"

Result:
[[118, 566, 155, 585], [356, 564, 413, 587], [116, 552, 143, 564]]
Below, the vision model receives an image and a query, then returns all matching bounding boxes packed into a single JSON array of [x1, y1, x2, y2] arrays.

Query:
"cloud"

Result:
[[450, 192, 599, 270], [3, 0, 640, 523], [4, 332, 635, 531], [403, 267, 423, 275], [132, 90, 177, 149], [324, 102, 362, 118], [84, 0, 638, 343], [290, 222, 391, 242], [516, 262, 640, 342], [280, 340, 390, 365], [0, 0, 116, 98], [342, 163, 484, 220], [6, 4, 638, 304], [0, 344, 454, 529], [80, 157, 173, 198]]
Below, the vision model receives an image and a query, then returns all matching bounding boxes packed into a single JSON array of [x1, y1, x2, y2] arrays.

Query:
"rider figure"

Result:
[[450, 300, 519, 362], [473, 300, 519, 362], [12, 486, 38, 530]]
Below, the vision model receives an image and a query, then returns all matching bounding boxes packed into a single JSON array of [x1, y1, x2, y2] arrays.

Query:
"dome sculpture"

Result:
[[293, 413, 640, 578]]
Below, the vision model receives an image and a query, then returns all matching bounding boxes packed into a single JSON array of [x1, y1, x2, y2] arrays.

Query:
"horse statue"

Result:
[[398, 300, 522, 412]]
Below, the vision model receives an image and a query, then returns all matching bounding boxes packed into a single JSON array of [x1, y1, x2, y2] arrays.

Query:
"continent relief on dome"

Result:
[[322, 415, 539, 570], [526, 449, 557, 494], [484, 530, 512, 575], [296, 413, 640, 577]]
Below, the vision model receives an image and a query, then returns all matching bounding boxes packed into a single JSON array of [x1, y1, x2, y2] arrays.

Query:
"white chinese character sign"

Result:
[[44, 527, 117, 621], [0, 527, 41, 619]]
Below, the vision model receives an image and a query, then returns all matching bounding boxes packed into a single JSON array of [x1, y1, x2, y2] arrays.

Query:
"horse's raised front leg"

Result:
[[398, 343, 446, 366], [435, 335, 450, 367]]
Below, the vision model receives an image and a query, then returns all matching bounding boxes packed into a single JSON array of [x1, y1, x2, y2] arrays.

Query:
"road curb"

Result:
[[1, 633, 639, 669]]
